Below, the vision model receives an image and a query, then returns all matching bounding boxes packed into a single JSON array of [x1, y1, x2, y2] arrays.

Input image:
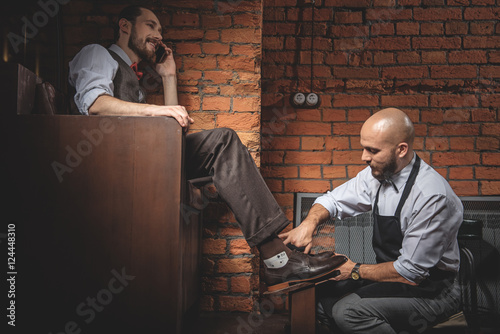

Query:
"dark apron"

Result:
[[356, 155, 456, 299]]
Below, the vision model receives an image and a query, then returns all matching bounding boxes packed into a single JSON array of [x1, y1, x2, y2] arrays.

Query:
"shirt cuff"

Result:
[[312, 195, 337, 219], [78, 88, 112, 115], [393, 260, 428, 284]]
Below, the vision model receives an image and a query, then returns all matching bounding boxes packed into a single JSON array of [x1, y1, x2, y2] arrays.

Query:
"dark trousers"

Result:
[[185, 128, 290, 247]]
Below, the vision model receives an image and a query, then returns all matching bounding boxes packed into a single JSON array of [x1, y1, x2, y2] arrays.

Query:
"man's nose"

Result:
[[361, 149, 371, 163]]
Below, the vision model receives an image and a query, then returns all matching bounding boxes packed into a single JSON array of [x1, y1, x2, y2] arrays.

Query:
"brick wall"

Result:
[[262, 0, 500, 230], [62, 0, 265, 313]]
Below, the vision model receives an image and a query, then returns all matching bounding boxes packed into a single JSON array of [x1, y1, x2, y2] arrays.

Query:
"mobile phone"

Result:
[[155, 46, 167, 63]]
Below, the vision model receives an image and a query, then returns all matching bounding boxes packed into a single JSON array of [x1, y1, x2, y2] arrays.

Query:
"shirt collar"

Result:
[[108, 44, 133, 66], [384, 153, 416, 192]]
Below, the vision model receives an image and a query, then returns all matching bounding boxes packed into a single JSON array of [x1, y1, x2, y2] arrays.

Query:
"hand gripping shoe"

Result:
[[263, 251, 347, 292]]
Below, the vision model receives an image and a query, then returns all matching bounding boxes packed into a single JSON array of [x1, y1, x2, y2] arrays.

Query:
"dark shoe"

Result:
[[263, 251, 347, 292], [310, 251, 335, 260]]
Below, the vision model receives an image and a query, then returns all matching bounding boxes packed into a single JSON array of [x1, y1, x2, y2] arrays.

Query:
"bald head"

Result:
[[360, 108, 415, 179], [362, 108, 415, 148]]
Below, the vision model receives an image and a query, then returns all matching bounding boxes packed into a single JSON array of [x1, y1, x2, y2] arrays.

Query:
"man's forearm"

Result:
[[302, 203, 331, 230], [89, 95, 153, 116], [360, 262, 417, 285], [163, 75, 178, 106]]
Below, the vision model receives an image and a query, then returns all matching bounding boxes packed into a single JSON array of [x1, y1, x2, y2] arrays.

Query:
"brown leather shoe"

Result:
[[263, 251, 347, 292]]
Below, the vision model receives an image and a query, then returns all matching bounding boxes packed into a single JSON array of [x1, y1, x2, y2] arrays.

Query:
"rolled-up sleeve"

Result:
[[68, 44, 118, 115], [394, 193, 463, 284]]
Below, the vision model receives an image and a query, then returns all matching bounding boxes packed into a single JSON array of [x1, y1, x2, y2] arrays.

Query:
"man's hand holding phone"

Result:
[[154, 41, 176, 78]]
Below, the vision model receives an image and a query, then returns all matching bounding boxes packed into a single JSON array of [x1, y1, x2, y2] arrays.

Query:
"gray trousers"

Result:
[[318, 278, 461, 334], [185, 128, 290, 247]]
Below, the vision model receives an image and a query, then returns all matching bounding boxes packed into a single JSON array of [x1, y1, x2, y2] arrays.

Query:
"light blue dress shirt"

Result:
[[314, 154, 463, 284], [68, 44, 132, 115]]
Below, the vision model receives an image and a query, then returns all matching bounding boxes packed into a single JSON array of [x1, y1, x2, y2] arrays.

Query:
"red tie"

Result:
[[130, 62, 143, 81]]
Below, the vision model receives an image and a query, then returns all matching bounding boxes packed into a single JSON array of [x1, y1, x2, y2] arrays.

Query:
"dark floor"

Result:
[[185, 312, 289, 334], [182, 312, 486, 334]]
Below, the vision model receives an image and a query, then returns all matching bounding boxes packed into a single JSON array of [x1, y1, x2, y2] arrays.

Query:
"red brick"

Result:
[[463, 36, 500, 49], [183, 55, 217, 70], [285, 151, 332, 164], [366, 37, 411, 50], [333, 94, 379, 107], [413, 8, 462, 21], [233, 97, 260, 112], [426, 137, 449, 150], [260, 165, 298, 178], [481, 181, 500, 195], [432, 152, 480, 166], [218, 56, 257, 72], [476, 167, 500, 180], [218, 257, 254, 274], [217, 113, 260, 131], [334, 11, 363, 24], [449, 51, 488, 64], [231, 276, 252, 294], [365, 8, 412, 21], [450, 181, 479, 196], [396, 22, 419, 35], [302, 137, 326, 150], [333, 150, 364, 165], [218, 296, 254, 312], [449, 167, 474, 180], [262, 137, 300, 150], [381, 95, 428, 107], [202, 277, 228, 293], [300, 166, 322, 179], [470, 22, 495, 35], [203, 42, 230, 55], [286, 122, 331, 135], [464, 7, 500, 20], [172, 13, 200, 27], [221, 28, 261, 44], [445, 22, 468, 35], [203, 238, 227, 254], [284, 179, 331, 193], [332, 123, 363, 135], [450, 137, 475, 150], [203, 96, 231, 111], [323, 166, 347, 179], [413, 37, 462, 49], [472, 109, 496, 122], [229, 239, 252, 255], [430, 95, 478, 108], [325, 136, 351, 150], [482, 123, 500, 136], [421, 23, 444, 36], [428, 124, 480, 136], [477, 137, 500, 151], [483, 152, 500, 165], [443, 109, 471, 122], [422, 51, 447, 64], [382, 66, 427, 79]]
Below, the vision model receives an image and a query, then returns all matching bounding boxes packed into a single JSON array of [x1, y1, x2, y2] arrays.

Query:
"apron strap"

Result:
[[394, 155, 421, 218]]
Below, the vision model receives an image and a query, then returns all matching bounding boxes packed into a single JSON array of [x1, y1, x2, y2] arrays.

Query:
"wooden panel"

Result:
[[4, 115, 186, 333], [290, 286, 316, 334]]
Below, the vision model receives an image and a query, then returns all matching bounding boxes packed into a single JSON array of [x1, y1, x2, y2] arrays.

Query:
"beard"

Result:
[[128, 25, 155, 63], [370, 150, 398, 181]]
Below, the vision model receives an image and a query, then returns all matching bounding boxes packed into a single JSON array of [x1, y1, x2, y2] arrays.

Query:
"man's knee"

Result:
[[213, 127, 238, 141], [331, 293, 362, 333]]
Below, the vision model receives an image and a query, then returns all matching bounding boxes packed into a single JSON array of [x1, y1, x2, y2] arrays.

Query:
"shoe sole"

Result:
[[266, 267, 343, 293]]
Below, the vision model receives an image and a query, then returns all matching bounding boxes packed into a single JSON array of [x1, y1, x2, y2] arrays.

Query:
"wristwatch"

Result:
[[351, 263, 361, 280]]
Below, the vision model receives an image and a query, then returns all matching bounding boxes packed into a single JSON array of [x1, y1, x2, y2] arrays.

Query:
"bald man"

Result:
[[280, 108, 463, 333]]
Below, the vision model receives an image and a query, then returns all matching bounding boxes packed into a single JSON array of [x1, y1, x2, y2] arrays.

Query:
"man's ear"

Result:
[[398, 142, 409, 158], [118, 18, 131, 37]]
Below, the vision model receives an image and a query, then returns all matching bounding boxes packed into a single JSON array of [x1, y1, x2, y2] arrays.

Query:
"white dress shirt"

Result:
[[68, 44, 132, 115], [314, 154, 463, 284]]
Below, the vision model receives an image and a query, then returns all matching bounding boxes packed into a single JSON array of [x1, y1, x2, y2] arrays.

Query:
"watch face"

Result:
[[351, 272, 360, 280]]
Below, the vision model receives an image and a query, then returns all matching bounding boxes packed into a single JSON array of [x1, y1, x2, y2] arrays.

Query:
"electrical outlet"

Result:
[[306, 93, 319, 107], [291, 92, 321, 108], [292, 92, 306, 106]]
